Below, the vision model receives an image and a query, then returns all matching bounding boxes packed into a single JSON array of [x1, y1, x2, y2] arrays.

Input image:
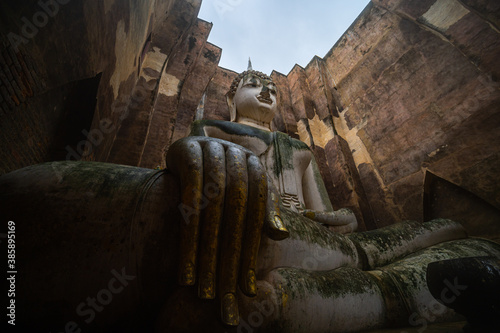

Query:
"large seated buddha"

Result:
[[0, 69, 499, 333]]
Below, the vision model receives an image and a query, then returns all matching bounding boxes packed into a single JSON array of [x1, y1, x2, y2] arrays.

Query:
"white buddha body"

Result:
[[193, 70, 358, 231]]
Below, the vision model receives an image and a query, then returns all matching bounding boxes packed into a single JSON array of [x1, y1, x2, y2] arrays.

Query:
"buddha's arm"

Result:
[[301, 156, 358, 233], [189, 119, 210, 136], [302, 157, 334, 212]]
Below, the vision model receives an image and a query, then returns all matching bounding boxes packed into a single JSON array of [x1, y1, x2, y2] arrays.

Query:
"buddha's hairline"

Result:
[[227, 70, 275, 98]]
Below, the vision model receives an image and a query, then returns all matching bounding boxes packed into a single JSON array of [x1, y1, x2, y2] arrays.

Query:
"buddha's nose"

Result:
[[260, 86, 270, 96]]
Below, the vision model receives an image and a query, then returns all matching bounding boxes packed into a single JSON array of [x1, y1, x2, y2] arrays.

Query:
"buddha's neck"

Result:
[[236, 116, 272, 131]]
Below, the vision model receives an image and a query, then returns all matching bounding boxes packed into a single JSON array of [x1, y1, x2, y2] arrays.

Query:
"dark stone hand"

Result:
[[166, 136, 289, 326]]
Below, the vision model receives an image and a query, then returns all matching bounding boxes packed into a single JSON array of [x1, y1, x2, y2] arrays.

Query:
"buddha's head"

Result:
[[226, 70, 278, 131]]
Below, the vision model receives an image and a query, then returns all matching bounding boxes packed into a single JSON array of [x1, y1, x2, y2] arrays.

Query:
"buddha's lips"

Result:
[[257, 96, 273, 105]]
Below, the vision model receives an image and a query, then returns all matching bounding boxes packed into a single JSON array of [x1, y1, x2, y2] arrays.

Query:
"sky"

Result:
[[198, 0, 371, 75]]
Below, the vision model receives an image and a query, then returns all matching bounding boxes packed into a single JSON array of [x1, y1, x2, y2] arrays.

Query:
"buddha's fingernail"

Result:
[[198, 275, 215, 299], [221, 293, 239, 326], [245, 269, 257, 296], [273, 215, 287, 231], [179, 262, 195, 286], [266, 214, 289, 240]]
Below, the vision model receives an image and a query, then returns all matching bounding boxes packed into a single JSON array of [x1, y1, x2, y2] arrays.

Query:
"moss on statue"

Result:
[[280, 207, 357, 259], [274, 266, 380, 300]]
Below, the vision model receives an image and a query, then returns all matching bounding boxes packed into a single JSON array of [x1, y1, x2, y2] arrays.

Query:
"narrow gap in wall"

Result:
[[423, 170, 500, 240], [49, 72, 102, 161]]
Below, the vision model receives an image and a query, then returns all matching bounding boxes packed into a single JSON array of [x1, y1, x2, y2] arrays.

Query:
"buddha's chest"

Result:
[[259, 133, 311, 212], [202, 125, 312, 211]]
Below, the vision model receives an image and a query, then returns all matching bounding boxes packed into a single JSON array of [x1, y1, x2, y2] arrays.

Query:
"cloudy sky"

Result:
[[198, 0, 371, 75]]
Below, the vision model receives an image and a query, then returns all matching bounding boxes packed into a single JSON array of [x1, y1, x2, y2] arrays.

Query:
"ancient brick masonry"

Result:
[[321, 0, 500, 237], [0, 39, 44, 114]]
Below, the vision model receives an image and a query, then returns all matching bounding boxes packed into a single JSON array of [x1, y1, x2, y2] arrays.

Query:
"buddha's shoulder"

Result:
[[291, 137, 309, 150], [275, 131, 310, 151]]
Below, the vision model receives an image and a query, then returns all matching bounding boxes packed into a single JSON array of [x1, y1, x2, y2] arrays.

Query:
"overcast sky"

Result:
[[198, 0, 371, 75]]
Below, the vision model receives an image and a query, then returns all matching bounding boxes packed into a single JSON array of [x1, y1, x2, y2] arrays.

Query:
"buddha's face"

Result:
[[232, 74, 278, 126]]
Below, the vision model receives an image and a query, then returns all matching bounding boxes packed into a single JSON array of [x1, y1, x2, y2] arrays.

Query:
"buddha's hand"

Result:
[[166, 136, 289, 326], [302, 208, 358, 234]]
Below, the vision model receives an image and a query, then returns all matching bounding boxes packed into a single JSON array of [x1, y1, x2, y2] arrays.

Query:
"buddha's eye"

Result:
[[244, 77, 262, 88]]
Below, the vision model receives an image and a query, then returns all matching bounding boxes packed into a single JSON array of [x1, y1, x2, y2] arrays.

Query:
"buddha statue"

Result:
[[193, 69, 358, 231], [160, 69, 500, 332], [1, 69, 499, 333], [164, 69, 359, 325]]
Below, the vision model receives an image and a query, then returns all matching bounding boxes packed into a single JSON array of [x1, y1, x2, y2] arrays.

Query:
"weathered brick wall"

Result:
[[311, 0, 500, 234], [0, 0, 180, 173]]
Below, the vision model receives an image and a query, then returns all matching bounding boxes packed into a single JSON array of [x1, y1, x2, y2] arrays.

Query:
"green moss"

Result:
[[280, 207, 357, 258], [272, 132, 293, 177], [288, 136, 309, 151], [272, 132, 310, 178], [26, 161, 166, 215], [381, 238, 500, 293], [275, 266, 378, 300], [348, 219, 466, 268]]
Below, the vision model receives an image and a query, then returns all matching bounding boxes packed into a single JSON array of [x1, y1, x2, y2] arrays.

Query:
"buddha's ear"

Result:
[[227, 94, 237, 122]]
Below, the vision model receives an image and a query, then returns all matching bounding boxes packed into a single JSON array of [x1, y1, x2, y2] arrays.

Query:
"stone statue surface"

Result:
[[1, 70, 499, 333], [165, 70, 359, 324], [160, 70, 500, 332]]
